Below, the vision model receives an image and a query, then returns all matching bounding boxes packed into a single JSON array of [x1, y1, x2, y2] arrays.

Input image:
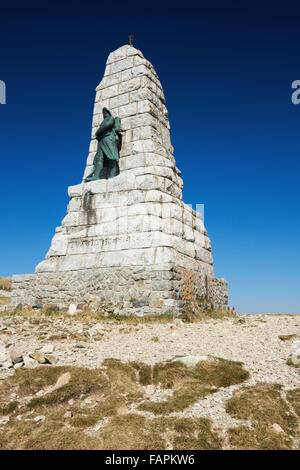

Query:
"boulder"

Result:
[[0, 340, 8, 363], [41, 344, 54, 354], [45, 354, 58, 365], [29, 352, 47, 364], [55, 372, 71, 389], [8, 347, 23, 365], [173, 355, 217, 368], [288, 350, 300, 366]]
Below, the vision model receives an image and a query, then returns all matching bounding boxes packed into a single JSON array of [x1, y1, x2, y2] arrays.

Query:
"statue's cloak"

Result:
[[95, 114, 120, 162]]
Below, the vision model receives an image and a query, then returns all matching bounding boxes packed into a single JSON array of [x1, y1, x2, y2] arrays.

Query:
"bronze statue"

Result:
[[85, 108, 122, 181]]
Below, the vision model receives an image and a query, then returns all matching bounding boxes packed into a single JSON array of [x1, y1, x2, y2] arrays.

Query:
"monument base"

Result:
[[11, 265, 228, 315]]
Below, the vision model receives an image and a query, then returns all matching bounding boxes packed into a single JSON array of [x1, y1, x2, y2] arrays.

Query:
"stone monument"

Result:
[[11, 44, 228, 315]]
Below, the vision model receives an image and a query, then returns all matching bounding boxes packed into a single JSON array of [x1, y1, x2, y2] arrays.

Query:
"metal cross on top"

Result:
[[129, 34, 134, 46]]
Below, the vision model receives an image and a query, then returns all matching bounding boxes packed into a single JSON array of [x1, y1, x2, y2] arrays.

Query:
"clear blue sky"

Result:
[[0, 1, 299, 313]]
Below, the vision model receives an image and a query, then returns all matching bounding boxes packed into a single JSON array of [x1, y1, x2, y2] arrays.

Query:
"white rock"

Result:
[[0, 340, 8, 363], [13, 362, 24, 370], [0, 416, 10, 425], [41, 344, 55, 354], [55, 372, 71, 389], [8, 347, 23, 364], [23, 355, 38, 369], [272, 423, 285, 434], [174, 355, 217, 368], [288, 350, 300, 366], [34, 415, 46, 422], [68, 304, 77, 315]]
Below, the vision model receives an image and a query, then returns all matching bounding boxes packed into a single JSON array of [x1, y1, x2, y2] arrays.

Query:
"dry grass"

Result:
[[0, 356, 249, 450], [157, 416, 223, 450], [180, 306, 236, 323], [151, 336, 159, 342], [1, 361, 297, 450], [286, 388, 300, 417], [0, 297, 10, 306], [138, 358, 249, 415], [226, 383, 299, 450], [3, 304, 236, 325], [278, 334, 298, 341], [0, 277, 11, 291], [97, 414, 166, 450]]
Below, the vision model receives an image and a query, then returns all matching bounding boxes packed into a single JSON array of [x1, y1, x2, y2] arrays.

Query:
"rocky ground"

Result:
[[0, 308, 299, 450]]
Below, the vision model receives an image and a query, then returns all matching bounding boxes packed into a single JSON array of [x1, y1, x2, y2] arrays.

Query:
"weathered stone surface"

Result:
[[55, 372, 71, 389], [23, 355, 38, 369], [288, 350, 300, 366], [29, 352, 47, 364], [8, 347, 23, 365], [0, 340, 8, 364], [11, 44, 228, 315]]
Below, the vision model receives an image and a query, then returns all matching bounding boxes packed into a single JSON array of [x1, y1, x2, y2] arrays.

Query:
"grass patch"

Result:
[[0, 358, 251, 449], [278, 334, 298, 341], [226, 383, 299, 450], [228, 424, 294, 450], [0, 296, 10, 306], [139, 383, 213, 414], [98, 414, 166, 450], [138, 358, 249, 415], [180, 307, 236, 323], [48, 334, 68, 341], [0, 367, 67, 400], [2, 305, 235, 325], [71, 396, 126, 427], [157, 416, 223, 450], [102, 358, 138, 394], [286, 388, 300, 417], [130, 362, 152, 386], [27, 367, 108, 409], [0, 419, 101, 450], [0, 400, 19, 415]]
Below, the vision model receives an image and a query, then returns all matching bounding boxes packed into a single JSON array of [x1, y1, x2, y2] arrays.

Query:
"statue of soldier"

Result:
[[85, 108, 122, 181]]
